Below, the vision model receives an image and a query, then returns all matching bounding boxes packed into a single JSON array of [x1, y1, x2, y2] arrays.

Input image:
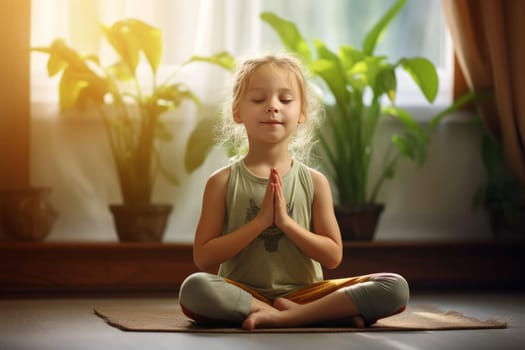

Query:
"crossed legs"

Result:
[[243, 289, 365, 329], [179, 272, 409, 330]]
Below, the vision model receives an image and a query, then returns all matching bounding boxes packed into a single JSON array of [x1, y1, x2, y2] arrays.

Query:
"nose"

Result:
[[266, 105, 279, 113]]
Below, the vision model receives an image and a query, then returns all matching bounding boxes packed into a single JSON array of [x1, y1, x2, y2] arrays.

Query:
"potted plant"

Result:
[[473, 125, 525, 240], [261, 0, 473, 240], [0, 187, 58, 242], [32, 19, 234, 242]]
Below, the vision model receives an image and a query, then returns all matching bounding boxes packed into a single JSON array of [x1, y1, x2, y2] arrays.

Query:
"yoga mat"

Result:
[[94, 304, 507, 333]]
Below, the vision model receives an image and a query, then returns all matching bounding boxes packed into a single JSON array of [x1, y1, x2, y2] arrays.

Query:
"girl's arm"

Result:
[[193, 167, 274, 272], [274, 168, 343, 269]]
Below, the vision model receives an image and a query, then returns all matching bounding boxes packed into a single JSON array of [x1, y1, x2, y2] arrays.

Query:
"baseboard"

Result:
[[0, 240, 523, 295], [325, 240, 525, 290]]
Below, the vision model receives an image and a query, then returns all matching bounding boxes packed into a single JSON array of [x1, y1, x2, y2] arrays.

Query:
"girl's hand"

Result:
[[256, 170, 275, 229], [272, 168, 292, 230]]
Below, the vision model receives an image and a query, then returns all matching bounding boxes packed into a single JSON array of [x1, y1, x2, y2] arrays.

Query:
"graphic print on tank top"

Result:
[[245, 198, 294, 252]]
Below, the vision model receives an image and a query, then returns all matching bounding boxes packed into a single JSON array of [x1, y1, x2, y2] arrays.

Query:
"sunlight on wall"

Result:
[[29, 105, 492, 242], [24, 0, 492, 242]]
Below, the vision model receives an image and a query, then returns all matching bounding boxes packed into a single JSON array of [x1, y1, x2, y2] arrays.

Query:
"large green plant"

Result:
[[32, 19, 234, 205], [262, 0, 471, 206], [473, 126, 525, 235]]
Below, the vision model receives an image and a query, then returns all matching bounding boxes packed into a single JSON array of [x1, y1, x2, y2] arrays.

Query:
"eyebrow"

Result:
[[247, 87, 295, 93]]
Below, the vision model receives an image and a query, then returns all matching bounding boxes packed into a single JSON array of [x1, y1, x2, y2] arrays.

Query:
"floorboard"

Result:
[[1, 291, 523, 350]]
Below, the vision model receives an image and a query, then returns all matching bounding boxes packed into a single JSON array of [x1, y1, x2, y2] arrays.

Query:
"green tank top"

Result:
[[218, 159, 324, 300]]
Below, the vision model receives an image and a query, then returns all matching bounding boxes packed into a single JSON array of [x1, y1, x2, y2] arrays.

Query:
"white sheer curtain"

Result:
[[30, 0, 458, 242], [31, 0, 262, 56], [31, 0, 265, 103]]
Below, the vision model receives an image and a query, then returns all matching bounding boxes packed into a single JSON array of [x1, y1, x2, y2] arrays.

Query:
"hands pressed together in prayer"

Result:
[[257, 168, 293, 231]]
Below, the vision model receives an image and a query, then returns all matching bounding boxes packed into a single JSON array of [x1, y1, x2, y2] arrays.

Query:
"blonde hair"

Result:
[[218, 53, 323, 164]]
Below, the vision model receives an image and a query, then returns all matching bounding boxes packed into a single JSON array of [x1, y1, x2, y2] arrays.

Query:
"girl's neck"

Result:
[[243, 145, 293, 178]]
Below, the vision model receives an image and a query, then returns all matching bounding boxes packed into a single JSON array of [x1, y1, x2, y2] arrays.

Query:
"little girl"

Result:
[[179, 53, 409, 330]]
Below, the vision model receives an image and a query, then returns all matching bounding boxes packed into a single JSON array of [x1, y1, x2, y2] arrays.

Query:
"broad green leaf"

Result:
[[375, 66, 397, 103], [107, 61, 134, 81], [104, 19, 163, 74], [382, 106, 428, 142], [58, 67, 89, 111], [30, 47, 53, 55], [84, 54, 101, 66], [184, 116, 219, 173], [338, 45, 365, 71], [50, 39, 82, 65], [260, 12, 312, 62], [44, 40, 109, 111], [47, 52, 67, 76], [125, 19, 163, 73], [311, 41, 350, 109], [391, 134, 412, 161], [155, 83, 200, 108], [399, 57, 438, 103], [76, 81, 107, 108], [37, 39, 89, 77], [391, 133, 427, 165], [362, 0, 407, 55], [103, 22, 141, 74], [189, 51, 236, 72], [348, 56, 385, 91]]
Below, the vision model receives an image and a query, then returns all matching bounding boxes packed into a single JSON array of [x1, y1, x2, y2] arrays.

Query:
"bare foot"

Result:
[[272, 297, 299, 311], [273, 298, 365, 328], [349, 315, 366, 328], [242, 308, 285, 330], [242, 308, 365, 330]]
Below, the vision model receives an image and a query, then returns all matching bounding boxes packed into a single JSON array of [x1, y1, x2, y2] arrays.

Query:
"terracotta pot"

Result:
[[0, 187, 58, 242], [109, 203, 173, 242], [334, 203, 384, 241]]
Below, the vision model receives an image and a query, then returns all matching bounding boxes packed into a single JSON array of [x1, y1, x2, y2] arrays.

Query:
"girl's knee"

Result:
[[359, 272, 410, 321], [178, 272, 252, 323], [179, 272, 217, 310], [386, 273, 410, 310]]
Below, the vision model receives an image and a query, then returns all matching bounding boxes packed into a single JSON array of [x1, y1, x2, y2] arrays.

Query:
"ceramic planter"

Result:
[[109, 204, 173, 242], [0, 187, 58, 242], [334, 203, 384, 241]]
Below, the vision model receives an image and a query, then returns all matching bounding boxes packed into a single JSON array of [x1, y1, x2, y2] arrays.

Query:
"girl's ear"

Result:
[[298, 113, 306, 124], [233, 108, 243, 124]]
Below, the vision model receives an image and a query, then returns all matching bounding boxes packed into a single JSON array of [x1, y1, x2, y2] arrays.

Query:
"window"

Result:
[[29, 0, 454, 242], [31, 0, 452, 106], [259, 0, 452, 106]]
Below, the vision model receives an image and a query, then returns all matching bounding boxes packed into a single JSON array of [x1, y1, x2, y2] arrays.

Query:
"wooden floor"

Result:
[[1, 291, 524, 350]]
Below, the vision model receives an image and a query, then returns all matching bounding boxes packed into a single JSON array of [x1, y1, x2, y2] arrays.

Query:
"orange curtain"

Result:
[[0, 0, 30, 188], [441, 0, 525, 186]]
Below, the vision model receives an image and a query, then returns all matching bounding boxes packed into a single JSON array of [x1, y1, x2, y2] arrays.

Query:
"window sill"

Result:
[[1, 240, 523, 295]]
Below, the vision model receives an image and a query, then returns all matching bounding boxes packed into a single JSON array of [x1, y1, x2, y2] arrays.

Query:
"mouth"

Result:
[[260, 121, 284, 125]]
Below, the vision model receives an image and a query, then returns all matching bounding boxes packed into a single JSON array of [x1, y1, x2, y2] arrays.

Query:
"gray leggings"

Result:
[[179, 272, 409, 325]]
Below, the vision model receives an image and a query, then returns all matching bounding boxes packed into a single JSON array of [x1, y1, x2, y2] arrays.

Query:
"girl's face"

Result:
[[234, 63, 305, 146]]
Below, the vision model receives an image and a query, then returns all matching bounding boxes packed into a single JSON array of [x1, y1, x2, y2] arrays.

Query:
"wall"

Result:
[[24, 103, 492, 243], [373, 109, 491, 241], [0, 1, 492, 243]]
